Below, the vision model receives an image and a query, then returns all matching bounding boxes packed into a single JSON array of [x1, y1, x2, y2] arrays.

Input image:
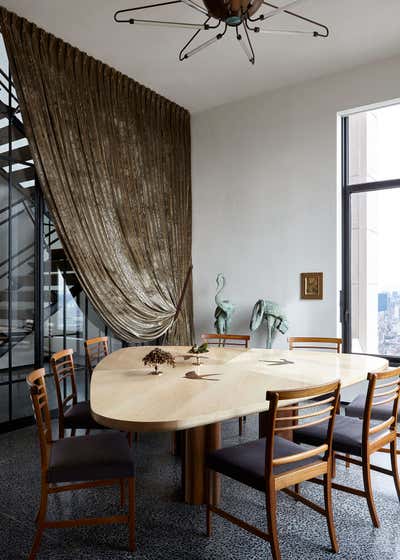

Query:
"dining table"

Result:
[[90, 345, 388, 505]]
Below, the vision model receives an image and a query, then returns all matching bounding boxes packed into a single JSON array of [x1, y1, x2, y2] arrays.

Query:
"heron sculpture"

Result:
[[214, 273, 235, 334], [250, 299, 288, 348]]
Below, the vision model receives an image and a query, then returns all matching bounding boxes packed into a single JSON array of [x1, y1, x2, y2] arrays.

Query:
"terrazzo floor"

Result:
[[1, 415, 400, 560]]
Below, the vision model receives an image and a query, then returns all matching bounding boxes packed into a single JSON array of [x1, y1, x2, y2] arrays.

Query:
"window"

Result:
[[342, 103, 400, 362]]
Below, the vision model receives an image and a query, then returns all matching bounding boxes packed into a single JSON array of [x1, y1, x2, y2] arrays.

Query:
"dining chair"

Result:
[[51, 348, 107, 439], [26, 368, 135, 560], [84, 338, 137, 444], [345, 368, 400, 456], [288, 337, 342, 353], [294, 368, 400, 527], [84, 336, 109, 378], [201, 333, 250, 436], [201, 333, 250, 348], [206, 380, 341, 560]]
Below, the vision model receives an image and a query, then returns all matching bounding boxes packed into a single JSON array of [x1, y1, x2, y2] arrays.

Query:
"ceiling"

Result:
[[1, 0, 400, 113]]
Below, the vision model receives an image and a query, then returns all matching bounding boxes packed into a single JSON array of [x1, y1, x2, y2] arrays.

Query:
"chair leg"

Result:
[[127, 432, 133, 447], [85, 429, 90, 435], [70, 429, 76, 437], [58, 420, 64, 440], [120, 479, 125, 507], [323, 472, 339, 553], [128, 478, 136, 552], [135, 432, 139, 443], [331, 453, 336, 479], [29, 483, 48, 560], [390, 440, 400, 502], [294, 483, 300, 500], [345, 453, 350, 469], [238, 417, 243, 437], [266, 489, 281, 560], [206, 468, 213, 537], [362, 455, 380, 528]]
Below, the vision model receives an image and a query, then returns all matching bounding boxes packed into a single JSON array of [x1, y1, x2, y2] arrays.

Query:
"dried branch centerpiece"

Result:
[[142, 348, 175, 376]]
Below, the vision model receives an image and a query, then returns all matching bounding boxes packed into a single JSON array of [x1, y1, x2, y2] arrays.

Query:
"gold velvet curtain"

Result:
[[0, 8, 193, 343]]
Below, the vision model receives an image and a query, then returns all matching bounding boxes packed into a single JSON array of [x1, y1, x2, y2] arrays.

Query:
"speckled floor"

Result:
[[1, 415, 400, 560]]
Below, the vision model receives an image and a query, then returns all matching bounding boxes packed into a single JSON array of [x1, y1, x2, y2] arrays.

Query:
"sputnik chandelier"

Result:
[[114, 0, 329, 65]]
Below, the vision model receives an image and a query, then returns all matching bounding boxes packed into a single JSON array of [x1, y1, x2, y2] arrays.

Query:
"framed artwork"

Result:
[[301, 272, 323, 300]]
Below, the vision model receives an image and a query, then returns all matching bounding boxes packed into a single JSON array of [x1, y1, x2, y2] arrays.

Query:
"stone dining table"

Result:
[[90, 345, 388, 504]]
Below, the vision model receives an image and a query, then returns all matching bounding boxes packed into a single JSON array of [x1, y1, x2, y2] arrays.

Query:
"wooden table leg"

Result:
[[183, 422, 221, 505]]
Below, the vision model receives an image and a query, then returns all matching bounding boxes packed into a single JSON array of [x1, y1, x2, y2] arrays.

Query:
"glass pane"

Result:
[[0, 384, 9, 422], [11, 180, 35, 386], [351, 188, 400, 356], [348, 104, 400, 185], [12, 380, 32, 419], [0, 174, 9, 387]]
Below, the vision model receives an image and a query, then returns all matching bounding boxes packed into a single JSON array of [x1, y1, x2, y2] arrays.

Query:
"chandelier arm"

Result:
[[179, 16, 215, 60], [262, 1, 329, 37], [114, 1, 181, 21], [180, 0, 209, 16], [242, 22, 256, 64], [247, 0, 304, 22], [245, 18, 322, 36], [180, 23, 227, 60], [115, 17, 206, 29], [236, 24, 255, 65]]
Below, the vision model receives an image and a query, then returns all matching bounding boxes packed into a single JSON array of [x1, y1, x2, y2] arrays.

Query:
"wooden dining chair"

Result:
[[345, 368, 400, 456], [294, 368, 400, 527], [84, 336, 109, 378], [201, 333, 250, 348], [26, 369, 135, 560], [206, 380, 341, 560], [51, 348, 107, 439], [84, 339, 137, 445], [201, 333, 250, 436], [288, 337, 342, 353]]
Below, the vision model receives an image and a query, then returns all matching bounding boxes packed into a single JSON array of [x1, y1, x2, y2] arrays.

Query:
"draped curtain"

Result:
[[0, 8, 193, 343]]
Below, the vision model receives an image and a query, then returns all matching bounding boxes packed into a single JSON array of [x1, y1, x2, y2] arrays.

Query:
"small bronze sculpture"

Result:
[[250, 300, 288, 349], [142, 347, 175, 375], [214, 273, 235, 334]]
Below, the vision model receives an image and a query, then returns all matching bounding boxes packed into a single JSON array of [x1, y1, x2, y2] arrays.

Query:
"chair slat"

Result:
[[276, 405, 334, 423], [273, 444, 328, 466]]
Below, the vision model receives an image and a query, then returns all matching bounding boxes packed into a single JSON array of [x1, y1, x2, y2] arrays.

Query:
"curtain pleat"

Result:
[[0, 8, 193, 343]]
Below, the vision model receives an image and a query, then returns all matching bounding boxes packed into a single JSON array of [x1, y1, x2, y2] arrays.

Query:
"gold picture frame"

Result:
[[301, 272, 323, 300]]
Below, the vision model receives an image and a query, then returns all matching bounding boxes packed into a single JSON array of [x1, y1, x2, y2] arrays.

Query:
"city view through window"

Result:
[[349, 103, 400, 356]]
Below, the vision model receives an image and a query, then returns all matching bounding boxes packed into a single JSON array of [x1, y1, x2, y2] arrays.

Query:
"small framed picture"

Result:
[[301, 272, 323, 300]]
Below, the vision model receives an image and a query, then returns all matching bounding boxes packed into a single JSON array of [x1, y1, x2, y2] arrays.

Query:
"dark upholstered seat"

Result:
[[47, 432, 135, 483], [206, 436, 321, 492], [64, 401, 106, 431], [294, 414, 388, 456], [345, 393, 394, 422]]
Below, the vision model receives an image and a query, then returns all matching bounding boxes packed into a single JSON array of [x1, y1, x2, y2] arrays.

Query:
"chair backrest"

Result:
[[84, 336, 109, 377], [50, 348, 77, 418], [200, 333, 250, 348], [288, 337, 342, 353], [264, 380, 341, 483], [26, 369, 52, 473], [363, 368, 400, 446]]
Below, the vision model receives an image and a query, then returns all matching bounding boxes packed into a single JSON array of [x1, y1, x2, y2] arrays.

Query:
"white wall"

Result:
[[192, 53, 400, 351]]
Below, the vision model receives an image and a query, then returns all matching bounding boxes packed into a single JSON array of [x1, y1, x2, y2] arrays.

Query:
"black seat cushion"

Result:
[[294, 414, 388, 456], [206, 436, 322, 492], [47, 432, 135, 483], [64, 401, 106, 431], [345, 393, 395, 422]]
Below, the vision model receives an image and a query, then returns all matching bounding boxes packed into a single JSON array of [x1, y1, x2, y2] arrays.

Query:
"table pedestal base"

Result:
[[183, 422, 221, 505]]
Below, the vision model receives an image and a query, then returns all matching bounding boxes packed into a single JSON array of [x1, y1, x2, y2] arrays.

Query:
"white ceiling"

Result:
[[2, 0, 400, 113]]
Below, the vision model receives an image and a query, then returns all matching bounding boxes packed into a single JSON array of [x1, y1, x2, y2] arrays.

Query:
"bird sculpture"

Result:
[[214, 273, 235, 334], [250, 299, 288, 348]]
